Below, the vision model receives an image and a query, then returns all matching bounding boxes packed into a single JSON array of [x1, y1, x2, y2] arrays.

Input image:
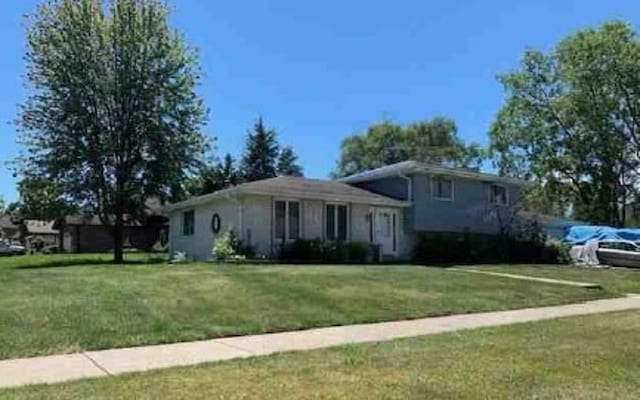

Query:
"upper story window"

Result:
[[326, 204, 348, 241], [182, 210, 195, 236], [431, 177, 454, 201], [275, 200, 300, 242], [489, 184, 508, 206]]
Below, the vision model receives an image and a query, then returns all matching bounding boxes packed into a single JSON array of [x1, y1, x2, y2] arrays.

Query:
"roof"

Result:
[[23, 220, 58, 235], [338, 160, 527, 186], [0, 215, 19, 230], [55, 197, 166, 228], [166, 176, 410, 212]]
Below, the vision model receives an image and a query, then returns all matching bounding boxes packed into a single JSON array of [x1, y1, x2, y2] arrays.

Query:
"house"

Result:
[[21, 220, 59, 251], [0, 215, 21, 242], [54, 206, 167, 253], [166, 161, 529, 261], [340, 160, 527, 234], [165, 176, 411, 261]]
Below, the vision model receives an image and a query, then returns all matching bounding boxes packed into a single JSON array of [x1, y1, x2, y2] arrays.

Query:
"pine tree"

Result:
[[219, 153, 240, 186], [277, 146, 304, 177], [240, 118, 280, 182]]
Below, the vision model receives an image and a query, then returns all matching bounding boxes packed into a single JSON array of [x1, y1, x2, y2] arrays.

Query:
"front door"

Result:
[[373, 208, 398, 256]]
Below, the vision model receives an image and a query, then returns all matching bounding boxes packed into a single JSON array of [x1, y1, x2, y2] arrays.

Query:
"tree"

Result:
[[17, 0, 209, 263], [333, 117, 483, 177], [489, 22, 640, 226], [13, 178, 76, 221], [240, 117, 280, 182], [277, 146, 304, 177], [185, 153, 240, 196]]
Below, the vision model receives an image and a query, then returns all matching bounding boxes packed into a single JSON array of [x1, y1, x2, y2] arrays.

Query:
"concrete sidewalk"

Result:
[[1, 295, 639, 389]]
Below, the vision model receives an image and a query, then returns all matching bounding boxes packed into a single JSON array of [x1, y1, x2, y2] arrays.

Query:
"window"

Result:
[[275, 200, 300, 241], [489, 184, 508, 205], [326, 204, 348, 241], [432, 177, 454, 201], [182, 210, 195, 236]]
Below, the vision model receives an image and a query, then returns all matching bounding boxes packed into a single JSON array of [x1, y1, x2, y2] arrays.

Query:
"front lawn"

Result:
[[0, 254, 612, 360], [3, 310, 638, 399], [469, 264, 640, 294]]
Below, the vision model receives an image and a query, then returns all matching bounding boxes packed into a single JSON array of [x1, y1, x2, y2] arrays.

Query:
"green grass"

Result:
[[469, 264, 640, 294], [2, 310, 639, 399], [0, 254, 612, 360]]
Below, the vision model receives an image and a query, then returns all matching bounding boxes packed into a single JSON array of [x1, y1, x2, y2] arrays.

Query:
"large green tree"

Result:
[[240, 118, 280, 182], [12, 178, 77, 221], [490, 22, 640, 226], [17, 0, 209, 263], [333, 117, 483, 177]]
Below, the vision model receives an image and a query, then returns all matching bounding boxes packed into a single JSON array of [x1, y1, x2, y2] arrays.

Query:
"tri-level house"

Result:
[[166, 161, 528, 261], [338, 161, 527, 259]]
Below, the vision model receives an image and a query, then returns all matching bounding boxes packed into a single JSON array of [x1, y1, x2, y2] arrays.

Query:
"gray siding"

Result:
[[411, 174, 522, 234], [169, 195, 411, 261], [354, 177, 409, 201]]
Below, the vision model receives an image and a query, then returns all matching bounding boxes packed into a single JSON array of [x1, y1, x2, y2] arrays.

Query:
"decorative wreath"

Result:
[[211, 213, 221, 234]]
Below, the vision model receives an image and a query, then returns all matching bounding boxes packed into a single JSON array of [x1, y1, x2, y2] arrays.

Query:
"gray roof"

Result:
[[338, 160, 527, 186], [0, 215, 19, 230], [166, 176, 410, 212]]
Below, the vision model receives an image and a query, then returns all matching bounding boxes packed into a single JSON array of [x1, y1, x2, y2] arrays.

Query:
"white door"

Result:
[[374, 208, 398, 256]]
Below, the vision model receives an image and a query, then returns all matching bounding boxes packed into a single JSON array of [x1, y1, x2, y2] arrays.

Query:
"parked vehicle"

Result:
[[0, 240, 26, 256]]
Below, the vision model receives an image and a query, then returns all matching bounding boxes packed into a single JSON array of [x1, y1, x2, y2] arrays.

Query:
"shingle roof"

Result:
[[338, 160, 527, 186], [166, 176, 410, 211], [23, 220, 58, 235], [0, 215, 19, 230]]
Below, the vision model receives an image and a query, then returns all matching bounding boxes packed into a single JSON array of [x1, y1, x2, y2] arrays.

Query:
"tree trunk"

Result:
[[113, 214, 124, 264]]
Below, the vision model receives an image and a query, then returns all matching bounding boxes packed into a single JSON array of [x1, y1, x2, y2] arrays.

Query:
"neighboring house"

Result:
[[165, 176, 410, 261], [21, 220, 59, 251], [54, 212, 167, 253], [0, 215, 21, 241]]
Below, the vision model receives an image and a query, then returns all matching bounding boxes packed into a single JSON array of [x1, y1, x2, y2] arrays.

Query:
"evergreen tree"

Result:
[[240, 118, 280, 182], [277, 147, 304, 177], [185, 153, 240, 196]]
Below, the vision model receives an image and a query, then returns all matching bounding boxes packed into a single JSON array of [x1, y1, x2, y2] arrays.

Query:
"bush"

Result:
[[212, 231, 238, 261], [277, 239, 370, 264], [212, 230, 257, 262], [542, 239, 572, 264], [412, 231, 566, 265]]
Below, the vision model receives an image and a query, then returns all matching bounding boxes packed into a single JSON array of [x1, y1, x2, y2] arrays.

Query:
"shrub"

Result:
[[412, 231, 564, 265], [542, 239, 572, 264], [212, 231, 239, 261], [212, 230, 257, 262], [277, 239, 370, 264]]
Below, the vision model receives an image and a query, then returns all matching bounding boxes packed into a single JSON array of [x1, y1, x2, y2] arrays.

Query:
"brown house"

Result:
[[21, 220, 59, 251], [0, 215, 21, 242], [53, 199, 168, 253], [54, 215, 164, 253]]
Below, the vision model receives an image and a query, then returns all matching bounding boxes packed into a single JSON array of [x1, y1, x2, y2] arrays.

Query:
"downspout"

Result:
[[225, 191, 244, 240], [398, 172, 412, 202]]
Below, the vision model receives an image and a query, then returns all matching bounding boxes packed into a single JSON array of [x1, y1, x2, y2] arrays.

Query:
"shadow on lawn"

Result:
[[15, 256, 168, 270]]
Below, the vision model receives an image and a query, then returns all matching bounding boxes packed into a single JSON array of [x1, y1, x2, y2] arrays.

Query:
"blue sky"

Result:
[[0, 0, 638, 202]]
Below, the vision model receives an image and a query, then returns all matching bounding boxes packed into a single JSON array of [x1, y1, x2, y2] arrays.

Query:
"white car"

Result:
[[0, 241, 26, 256]]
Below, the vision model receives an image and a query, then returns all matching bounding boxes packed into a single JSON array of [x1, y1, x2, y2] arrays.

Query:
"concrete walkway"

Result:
[[452, 268, 602, 288], [1, 295, 639, 389]]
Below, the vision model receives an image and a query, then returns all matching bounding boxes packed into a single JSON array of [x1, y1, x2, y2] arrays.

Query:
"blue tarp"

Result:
[[565, 225, 640, 245]]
